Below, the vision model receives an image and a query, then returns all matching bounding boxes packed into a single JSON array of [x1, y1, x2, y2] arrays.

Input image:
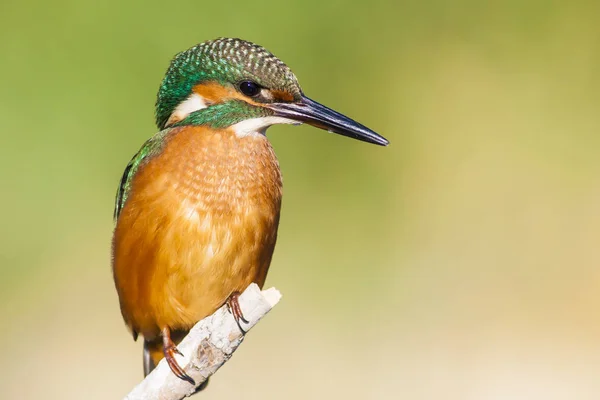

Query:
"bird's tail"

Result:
[[143, 338, 210, 392], [143, 339, 160, 377]]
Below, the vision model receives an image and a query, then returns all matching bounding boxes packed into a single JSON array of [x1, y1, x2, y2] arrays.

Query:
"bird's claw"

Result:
[[226, 291, 249, 333], [162, 327, 195, 385]]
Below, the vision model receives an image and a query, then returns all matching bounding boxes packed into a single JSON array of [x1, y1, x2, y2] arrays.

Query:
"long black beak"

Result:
[[269, 95, 389, 146]]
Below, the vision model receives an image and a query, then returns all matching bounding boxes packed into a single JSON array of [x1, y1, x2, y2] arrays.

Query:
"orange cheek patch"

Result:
[[192, 81, 232, 104], [270, 90, 295, 102], [192, 81, 263, 107]]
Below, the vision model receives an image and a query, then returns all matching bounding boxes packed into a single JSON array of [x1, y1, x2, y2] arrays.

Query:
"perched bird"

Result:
[[112, 37, 388, 387]]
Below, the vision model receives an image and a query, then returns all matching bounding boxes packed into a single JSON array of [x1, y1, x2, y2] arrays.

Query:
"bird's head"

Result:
[[155, 37, 388, 146]]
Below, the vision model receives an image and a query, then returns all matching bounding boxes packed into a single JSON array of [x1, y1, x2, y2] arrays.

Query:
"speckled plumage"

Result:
[[114, 129, 170, 220], [112, 37, 387, 387], [115, 101, 274, 219], [113, 126, 282, 341], [155, 38, 301, 129], [113, 39, 299, 382]]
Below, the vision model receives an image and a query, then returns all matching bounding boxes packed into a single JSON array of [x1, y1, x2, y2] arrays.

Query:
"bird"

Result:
[[111, 37, 388, 388]]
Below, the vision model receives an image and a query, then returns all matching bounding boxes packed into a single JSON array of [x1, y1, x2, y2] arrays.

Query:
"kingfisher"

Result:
[[112, 37, 388, 388]]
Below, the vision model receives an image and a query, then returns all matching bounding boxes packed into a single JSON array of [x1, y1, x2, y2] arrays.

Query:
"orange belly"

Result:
[[112, 126, 282, 340]]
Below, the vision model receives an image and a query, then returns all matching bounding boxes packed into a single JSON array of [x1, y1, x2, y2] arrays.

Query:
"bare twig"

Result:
[[124, 284, 282, 400]]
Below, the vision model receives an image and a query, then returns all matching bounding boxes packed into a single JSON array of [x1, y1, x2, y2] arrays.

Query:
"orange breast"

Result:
[[112, 126, 282, 340]]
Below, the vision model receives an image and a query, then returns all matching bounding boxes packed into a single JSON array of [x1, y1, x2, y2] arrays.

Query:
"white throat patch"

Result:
[[167, 94, 299, 136], [166, 93, 209, 126], [231, 116, 300, 138]]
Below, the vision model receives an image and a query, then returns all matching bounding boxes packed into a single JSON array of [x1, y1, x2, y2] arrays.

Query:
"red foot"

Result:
[[226, 291, 249, 334], [162, 326, 195, 385]]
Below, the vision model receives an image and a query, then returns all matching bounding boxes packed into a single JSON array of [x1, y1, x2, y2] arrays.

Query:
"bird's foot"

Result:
[[226, 291, 249, 334], [162, 326, 195, 385]]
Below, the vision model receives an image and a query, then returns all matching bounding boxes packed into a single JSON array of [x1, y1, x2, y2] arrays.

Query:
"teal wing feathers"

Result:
[[114, 129, 172, 221]]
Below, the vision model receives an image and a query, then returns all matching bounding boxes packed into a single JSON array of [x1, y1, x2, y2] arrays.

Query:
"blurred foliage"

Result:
[[1, 0, 600, 399]]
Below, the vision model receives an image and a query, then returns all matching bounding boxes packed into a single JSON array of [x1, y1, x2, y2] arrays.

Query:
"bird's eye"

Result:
[[239, 81, 261, 97]]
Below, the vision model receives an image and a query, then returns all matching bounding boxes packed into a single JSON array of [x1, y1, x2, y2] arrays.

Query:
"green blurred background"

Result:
[[2, 0, 600, 398]]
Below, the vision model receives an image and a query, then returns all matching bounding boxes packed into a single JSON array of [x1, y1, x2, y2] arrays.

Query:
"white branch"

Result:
[[124, 284, 282, 400]]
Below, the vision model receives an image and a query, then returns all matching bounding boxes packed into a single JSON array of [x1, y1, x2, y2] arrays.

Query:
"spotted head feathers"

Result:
[[156, 38, 301, 129]]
